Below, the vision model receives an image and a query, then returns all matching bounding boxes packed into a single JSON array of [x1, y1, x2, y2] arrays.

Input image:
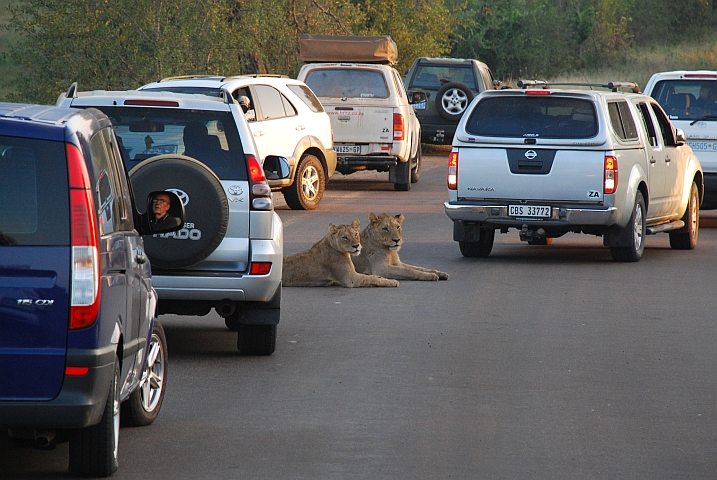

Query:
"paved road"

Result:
[[3, 152, 717, 479]]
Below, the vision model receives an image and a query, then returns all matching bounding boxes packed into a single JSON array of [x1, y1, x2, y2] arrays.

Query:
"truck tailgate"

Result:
[[326, 105, 394, 145], [457, 147, 606, 202]]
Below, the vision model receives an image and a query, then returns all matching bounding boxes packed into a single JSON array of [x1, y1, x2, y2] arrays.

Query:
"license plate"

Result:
[[334, 145, 361, 154], [508, 205, 551, 218], [412, 101, 426, 110], [687, 141, 717, 152]]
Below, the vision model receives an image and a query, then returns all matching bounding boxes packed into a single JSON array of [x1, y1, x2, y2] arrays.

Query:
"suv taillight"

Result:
[[393, 113, 404, 141], [67, 143, 100, 330], [247, 154, 273, 211], [604, 155, 618, 194], [448, 151, 458, 190]]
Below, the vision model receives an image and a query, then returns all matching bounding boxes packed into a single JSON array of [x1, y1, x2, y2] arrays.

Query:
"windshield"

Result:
[[465, 96, 598, 139], [411, 65, 476, 90], [89, 106, 247, 180], [651, 79, 717, 121], [304, 69, 389, 98]]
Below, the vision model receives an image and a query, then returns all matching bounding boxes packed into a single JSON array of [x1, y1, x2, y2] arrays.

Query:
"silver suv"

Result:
[[139, 75, 336, 210], [58, 86, 290, 354]]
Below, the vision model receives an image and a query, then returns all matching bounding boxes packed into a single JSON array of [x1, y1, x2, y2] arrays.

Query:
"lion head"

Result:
[[328, 220, 362, 256], [367, 213, 403, 251]]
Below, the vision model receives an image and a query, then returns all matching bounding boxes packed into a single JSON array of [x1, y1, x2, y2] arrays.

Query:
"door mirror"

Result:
[[263, 155, 291, 180], [145, 191, 185, 234], [409, 91, 427, 104], [675, 128, 686, 146]]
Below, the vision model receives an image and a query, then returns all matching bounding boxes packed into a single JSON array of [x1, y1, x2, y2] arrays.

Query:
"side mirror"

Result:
[[263, 155, 291, 180], [408, 91, 427, 104], [675, 128, 686, 146], [145, 191, 185, 234]]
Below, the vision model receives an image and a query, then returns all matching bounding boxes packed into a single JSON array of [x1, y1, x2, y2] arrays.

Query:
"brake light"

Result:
[[246, 154, 273, 211], [249, 262, 272, 275], [124, 99, 179, 107], [525, 90, 550, 95], [393, 113, 404, 141], [604, 155, 618, 194], [447, 151, 458, 190], [684, 73, 717, 79], [66, 143, 100, 330]]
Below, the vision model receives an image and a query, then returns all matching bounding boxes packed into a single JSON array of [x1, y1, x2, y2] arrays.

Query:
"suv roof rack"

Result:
[[229, 74, 290, 79], [517, 80, 641, 93], [158, 75, 226, 82]]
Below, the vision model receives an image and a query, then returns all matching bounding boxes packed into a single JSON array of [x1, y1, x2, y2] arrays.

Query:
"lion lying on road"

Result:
[[352, 213, 450, 281], [283, 220, 399, 287]]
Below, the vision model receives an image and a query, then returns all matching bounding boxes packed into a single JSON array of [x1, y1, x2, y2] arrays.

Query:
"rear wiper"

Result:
[[690, 115, 717, 126]]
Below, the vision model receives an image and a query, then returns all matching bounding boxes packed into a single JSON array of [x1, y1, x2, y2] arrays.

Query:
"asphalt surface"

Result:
[[3, 151, 717, 479]]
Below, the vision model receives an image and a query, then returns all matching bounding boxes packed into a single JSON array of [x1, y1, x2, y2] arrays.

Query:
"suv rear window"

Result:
[[651, 79, 717, 121], [411, 64, 476, 90], [304, 69, 389, 98], [0, 137, 69, 246], [465, 96, 598, 138], [92, 107, 247, 180]]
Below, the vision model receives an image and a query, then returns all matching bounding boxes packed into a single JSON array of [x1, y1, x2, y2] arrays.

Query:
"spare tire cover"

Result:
[[129, 155, 229, 269]]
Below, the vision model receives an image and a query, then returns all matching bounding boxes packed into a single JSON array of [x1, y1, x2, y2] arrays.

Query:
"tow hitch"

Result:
[[519, 225, 546, 242]]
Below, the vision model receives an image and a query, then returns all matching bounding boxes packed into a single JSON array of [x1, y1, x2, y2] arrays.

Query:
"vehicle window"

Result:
[[90, 131, 131, 235], [607, 101, 638, 141], [465, 96, 598, 138], [0, 137, 69, 246], [392, 70, 408, 102], [304, 69, 389, 99], [281, 94, 297, 116], [636, 103, 658, 147], [410, 65, 476, 90], [650, 103, 677, 147], [92, 106, 248, 180], [254, 85, 292, 120], [651, 79, 717, 121], [287, 85, 324, 112]]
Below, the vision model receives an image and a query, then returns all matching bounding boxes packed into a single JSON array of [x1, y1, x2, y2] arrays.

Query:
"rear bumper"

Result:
[[336, 155, 399, 173], [444, 202, 619, 227], [0, 346, 115, 429]]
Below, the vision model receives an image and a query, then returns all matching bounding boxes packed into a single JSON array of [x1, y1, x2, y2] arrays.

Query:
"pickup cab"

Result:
[[445, 81, 703, 261]]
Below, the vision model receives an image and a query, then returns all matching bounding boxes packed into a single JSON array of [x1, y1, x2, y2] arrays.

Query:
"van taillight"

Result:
[[247, 154, 273, 211], [393, 113, 404, 141], [66, 143, 100, 330], [604, 155, 618, 194], [447, 151, 458, 190]]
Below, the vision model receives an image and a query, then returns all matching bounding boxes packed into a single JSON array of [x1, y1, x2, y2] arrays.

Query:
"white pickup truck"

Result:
[[445, 81, 703, 262], [297, 35, 422, 191]]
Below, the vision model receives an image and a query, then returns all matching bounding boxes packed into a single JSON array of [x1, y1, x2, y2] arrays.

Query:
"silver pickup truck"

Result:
[[445, 81, 703, 262]]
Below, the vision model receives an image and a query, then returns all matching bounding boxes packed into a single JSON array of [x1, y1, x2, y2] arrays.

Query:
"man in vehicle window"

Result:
[[152, 192, 181, 229], [694, 84, 717, 113]]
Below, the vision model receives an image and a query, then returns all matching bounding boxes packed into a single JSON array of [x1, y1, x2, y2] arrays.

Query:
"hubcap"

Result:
[[140, 333, 165, 412], [301, 165, 320, 201], [442, 89, 468, 115], [633, 203, 644, 250]]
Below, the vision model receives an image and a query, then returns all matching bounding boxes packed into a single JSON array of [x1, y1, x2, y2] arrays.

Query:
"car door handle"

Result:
[[296, 125, 306, 131], [254, 131, 264, 137], [665, 157, 671, 163], [649, 156, 656, 164], [136, 249, 147, 265]]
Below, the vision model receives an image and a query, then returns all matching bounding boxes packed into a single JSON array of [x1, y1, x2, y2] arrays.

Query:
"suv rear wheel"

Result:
[[284, 154, 325, 210]]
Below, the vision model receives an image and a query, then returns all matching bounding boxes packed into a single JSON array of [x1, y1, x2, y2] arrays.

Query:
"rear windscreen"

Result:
[[465, 96, 598, 139], [304, 69, 389, 98], [88, 106, 248, 180], [650, 79, 717, 121], [410, 65, 476, 90], [0, 137, 69, 246]]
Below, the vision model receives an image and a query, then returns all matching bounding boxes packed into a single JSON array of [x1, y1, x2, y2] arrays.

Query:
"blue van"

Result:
[[0, 103, 184, 476]]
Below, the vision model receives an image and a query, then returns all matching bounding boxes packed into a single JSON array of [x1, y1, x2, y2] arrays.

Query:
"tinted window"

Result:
[[650, 103, 677, 147], [254, 85, 290, 120], [305, 69, 389, 98], [89, 129, 133, 235], [287, 85, 324, 112], [0, 137, 69, 246], [637, 103, 658, 147], [91, 106, 247, 180], [608, 101, 638, 140], [651, 79, 717, 121], [465, 96, 598, 138], [410, 65, 476, 90]]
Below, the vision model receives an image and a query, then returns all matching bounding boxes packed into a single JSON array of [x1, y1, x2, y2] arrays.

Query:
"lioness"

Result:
[[283, 220, 399, 287], [352, 213, 450, 281]]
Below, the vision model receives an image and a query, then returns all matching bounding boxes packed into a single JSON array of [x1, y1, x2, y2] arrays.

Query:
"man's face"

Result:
[[153, 193, 171, 219]]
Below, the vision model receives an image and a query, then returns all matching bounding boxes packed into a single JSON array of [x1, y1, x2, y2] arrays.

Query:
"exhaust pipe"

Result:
[[34, 429, 55, 447], [216, 300, 236, 318]]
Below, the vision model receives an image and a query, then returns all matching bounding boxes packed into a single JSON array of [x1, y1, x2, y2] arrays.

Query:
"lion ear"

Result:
[[329, 223, 338, 233], [368, 212, 378, 223], [351, 219, 360, 229], [395, 213, 404, 222]]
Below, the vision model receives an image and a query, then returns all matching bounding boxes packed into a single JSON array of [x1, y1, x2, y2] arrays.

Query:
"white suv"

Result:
[[139, 75, 336, 210], [644, 71, 717, 209]]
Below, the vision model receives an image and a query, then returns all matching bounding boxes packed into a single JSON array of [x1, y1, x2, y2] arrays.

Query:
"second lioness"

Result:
[[352, 213, 450, 281]]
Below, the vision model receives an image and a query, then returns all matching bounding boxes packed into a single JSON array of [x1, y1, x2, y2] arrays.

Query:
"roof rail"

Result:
[[228, 74, 290, 79], [517, 80, 641, 93], [158, 75, 226, 82]]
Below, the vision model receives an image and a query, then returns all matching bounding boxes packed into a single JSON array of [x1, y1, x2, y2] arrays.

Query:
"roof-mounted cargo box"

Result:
[[299, 34, 398, 65]]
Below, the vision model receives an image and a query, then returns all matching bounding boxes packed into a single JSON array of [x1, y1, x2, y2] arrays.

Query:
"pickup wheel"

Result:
[[393, 158, 411, 191], [237, 324, 277, 356], [121, 321, 167, 427], [436, 82, 474, 122], [410, 143, 422, 183], [670, 181, 699, 250], [610, 191, 646, 262], [284, 154, 325, 210], [459, 228, 495, 257]]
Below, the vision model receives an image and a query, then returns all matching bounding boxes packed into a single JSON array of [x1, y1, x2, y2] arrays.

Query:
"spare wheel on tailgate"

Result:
[[129, 154, 229, 268]]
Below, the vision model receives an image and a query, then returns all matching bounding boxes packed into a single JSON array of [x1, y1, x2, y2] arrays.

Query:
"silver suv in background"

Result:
[[139, 75, 336, 210], [58, 86, 290, 355]]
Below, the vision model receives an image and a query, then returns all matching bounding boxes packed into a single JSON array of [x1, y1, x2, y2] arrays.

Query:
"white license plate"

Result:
[[687, 141, 717, 152], [508, 205, 551, 218], [412, 101, 426, 110], [334, 145, 361, 154]]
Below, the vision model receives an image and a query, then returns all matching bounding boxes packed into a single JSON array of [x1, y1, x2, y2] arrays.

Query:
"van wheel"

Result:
[[669, 181, 699, 250], [69, 358, 120, 477], [237, 324, 277, 355], [121, 322, 167, 427], [284, 154, 325, 210], [459, 228, 495, 257], [610, 191, 645, 262], [410, 143, 422, 183]]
